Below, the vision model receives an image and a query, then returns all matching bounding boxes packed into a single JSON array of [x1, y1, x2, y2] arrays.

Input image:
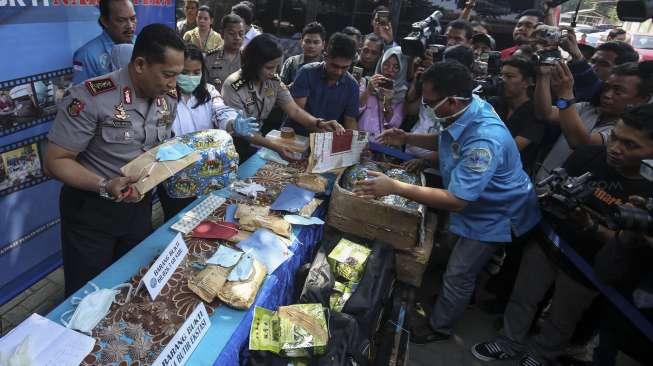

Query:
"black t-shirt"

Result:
[[489, 97, 552, 177], [542, 145, 653, 281]]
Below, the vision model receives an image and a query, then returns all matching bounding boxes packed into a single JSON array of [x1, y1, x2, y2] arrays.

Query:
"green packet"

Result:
[[329, 281, 353, 312], [249, 306, 281, 354], [327, 238, 371, 284], [279, 303, 329, 358]]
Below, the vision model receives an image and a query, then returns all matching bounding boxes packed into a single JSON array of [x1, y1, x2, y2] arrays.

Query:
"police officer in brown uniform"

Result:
[[221, 34, 344, 161], [205, 13, 244, 90], [44, 24, 185, 295]]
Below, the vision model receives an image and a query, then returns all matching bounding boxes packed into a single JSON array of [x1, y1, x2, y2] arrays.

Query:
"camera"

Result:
[[617, 0, 653, 22], [375, 10, 391, 25], [536, 168, 595, 220], [610, 200, 653, 235], [536, 48, 563, 66], [401, 11, 443, 58], [473, 51, 502, 98], [351, 66, 364, 80], [378, 78, 394, 90]]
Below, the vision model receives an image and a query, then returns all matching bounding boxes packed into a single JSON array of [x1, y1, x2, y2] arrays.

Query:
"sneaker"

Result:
[[410, 327, 451, 344], [519, 355, 543, 366], [471, 341, 513, 362]]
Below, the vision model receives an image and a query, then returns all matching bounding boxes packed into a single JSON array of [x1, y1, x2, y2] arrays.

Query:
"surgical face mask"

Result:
[[61, 282, 133, 334], [177, 73, 202, 94], [422, 96, 471, 127]]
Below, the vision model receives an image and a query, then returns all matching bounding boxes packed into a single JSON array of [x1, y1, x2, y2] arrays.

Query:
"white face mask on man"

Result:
[[422, 95, 471, 127], [61, 282, 133, 334]]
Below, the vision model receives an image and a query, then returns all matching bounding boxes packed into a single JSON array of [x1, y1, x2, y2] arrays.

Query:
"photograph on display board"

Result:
[[0, 140, 45, 196], [0, 74, 72, 135]]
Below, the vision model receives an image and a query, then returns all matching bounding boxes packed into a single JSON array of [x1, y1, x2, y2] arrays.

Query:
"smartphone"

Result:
[[352, 66, 364, 80], [378, 78, 394, 90], [376, 10, 390, 25]]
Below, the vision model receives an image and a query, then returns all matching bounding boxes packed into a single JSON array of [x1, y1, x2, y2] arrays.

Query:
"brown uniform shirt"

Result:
[[48, 68, 178, 179], [220, 70, 293, 121], [205, 46, 242, 90]]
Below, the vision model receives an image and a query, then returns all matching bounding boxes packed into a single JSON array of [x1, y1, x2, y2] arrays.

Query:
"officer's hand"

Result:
[[353, 171, 398, 198], [319, 120, 345, 133], [233, 113, 260, 137], [108, 176, 140, 203], [378, 128, 407, 146], [403, 158, 427, 173]]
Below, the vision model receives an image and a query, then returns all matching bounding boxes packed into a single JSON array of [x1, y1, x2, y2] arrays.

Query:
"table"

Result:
[[46, 152, 326, 365]]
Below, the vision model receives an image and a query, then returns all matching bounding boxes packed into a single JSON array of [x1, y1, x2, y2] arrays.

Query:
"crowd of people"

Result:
[[44, 0, 653, 365]]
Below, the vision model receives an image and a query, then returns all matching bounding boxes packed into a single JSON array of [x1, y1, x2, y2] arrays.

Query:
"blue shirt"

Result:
[[438, 95, 541, 242], [287, 62, 359, 136], [72, 31, 117, 84]]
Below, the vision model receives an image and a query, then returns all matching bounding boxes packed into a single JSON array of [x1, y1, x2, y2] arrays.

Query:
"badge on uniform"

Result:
[[123, 87, 132, 104], [464, 148, 493, 173], [157, 97, 172, 126], [114, 102, 129, 121], [67, 98, 85, 117]]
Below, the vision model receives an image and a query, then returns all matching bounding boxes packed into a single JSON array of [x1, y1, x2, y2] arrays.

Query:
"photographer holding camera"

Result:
[[534, 61, 653, 182], [472, 104, 653, 366], [560, 27, 639, 102]]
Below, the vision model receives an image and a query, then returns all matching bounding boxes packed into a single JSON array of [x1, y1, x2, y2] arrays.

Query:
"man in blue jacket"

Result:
[[355, 61, 541, 343], [72, 0, 136, 84]]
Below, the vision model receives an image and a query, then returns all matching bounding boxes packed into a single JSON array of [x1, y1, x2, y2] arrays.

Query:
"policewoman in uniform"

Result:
[[44, 25, 186, 295], [221, 33, 344, 161]]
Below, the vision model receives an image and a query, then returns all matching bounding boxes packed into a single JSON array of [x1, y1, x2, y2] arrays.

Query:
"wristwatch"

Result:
[[314, 118, 325, 130], [555, 97, 576, 110], [98, 178, 112, 200]]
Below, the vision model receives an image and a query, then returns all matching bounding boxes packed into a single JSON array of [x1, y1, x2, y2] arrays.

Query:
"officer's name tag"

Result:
[[141, 233, 188, 301], [152, 302, 211, 366]]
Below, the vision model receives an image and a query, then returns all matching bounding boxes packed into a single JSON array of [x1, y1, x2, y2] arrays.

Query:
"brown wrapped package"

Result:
[[218, 259, 267, 309], [296, 173, 328, 194], [188, 265, 230, 303], [235, 204, 292, 238], [120, 142, 200, 197]]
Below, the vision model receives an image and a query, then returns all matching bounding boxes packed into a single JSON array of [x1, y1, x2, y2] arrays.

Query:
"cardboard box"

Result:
[[395, 209, 437, 287], [327, 169, 426, 250]]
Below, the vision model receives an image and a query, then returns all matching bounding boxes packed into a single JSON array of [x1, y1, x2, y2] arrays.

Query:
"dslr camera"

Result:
[[401, 11, 444, 58], [531, 26, 568, 65]]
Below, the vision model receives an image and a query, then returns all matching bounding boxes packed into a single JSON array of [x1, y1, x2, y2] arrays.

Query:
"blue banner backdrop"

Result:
[[0, 1, 176, 305]]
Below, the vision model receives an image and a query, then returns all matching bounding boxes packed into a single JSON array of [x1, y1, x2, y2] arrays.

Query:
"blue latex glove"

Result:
[[233, 112, 260, 137], [156, 142, 194, 161]]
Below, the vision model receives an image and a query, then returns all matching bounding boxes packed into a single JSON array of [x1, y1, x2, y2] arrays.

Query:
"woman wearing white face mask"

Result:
[[160, 43, 258, 220]]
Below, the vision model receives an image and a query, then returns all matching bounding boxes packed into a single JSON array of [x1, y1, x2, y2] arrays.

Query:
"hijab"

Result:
[[374, 46, 408, 105]]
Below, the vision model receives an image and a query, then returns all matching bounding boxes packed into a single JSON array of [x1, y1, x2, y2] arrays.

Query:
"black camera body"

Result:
[[473, 51, 503, 99], [537, 168, 595, 220], [401, 11, 443, 58]]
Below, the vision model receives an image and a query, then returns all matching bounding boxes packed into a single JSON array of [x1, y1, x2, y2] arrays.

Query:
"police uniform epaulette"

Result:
[[85, 77, 116, 96], [166, 88, 178, 98], [231, 78, 246, 91]]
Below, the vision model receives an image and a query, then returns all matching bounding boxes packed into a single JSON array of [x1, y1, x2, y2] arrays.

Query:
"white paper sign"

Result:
[[152, 303, 211, 366], [143, 233, 188, 300]]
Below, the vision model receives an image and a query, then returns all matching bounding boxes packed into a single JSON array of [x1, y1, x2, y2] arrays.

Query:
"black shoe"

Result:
[[519, 355, 543, 366], [410, 327, 451, 344], [470, 342, 513, 362]]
